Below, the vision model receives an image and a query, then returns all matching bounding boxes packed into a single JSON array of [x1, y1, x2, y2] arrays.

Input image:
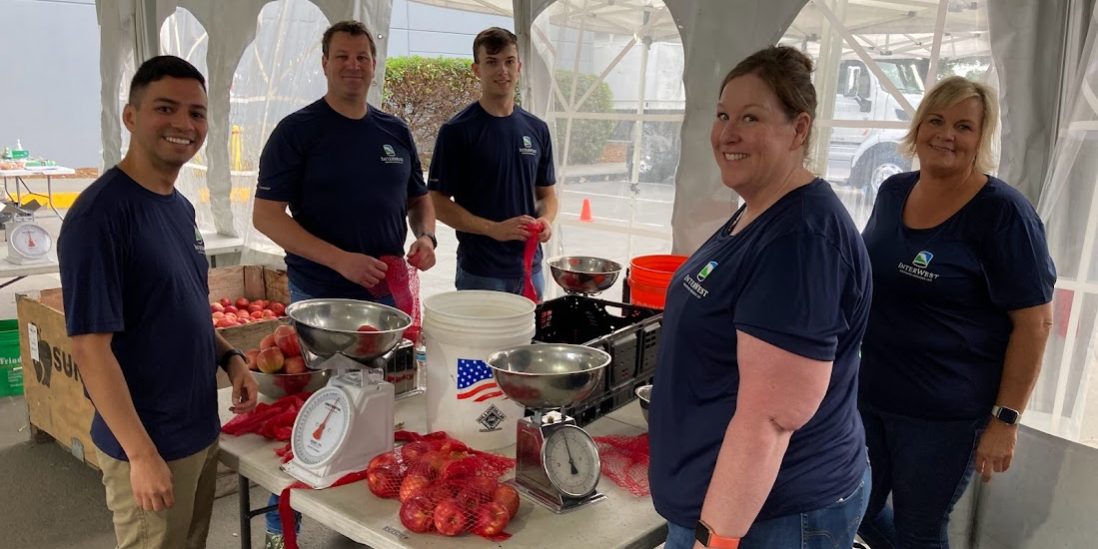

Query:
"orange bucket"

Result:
[[628, 254, 688, 309]]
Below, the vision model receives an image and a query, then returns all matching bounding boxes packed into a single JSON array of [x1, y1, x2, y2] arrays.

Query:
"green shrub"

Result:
[[552, 70, 615, 165], [382, 56, 480, 168]]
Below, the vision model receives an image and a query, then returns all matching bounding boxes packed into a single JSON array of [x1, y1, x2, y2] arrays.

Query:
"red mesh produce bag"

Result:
[[367, 255, 423, 344], [221, 393, 309, 443], [365, 431, 519, 540], [594, 433, 650, 497], [521, 224, 542, 302]]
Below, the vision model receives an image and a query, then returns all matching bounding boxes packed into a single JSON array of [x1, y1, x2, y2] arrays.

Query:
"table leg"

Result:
[[238, 474, 278, 549], [45, 176, 63, 219], [0, 276, 26, 290]]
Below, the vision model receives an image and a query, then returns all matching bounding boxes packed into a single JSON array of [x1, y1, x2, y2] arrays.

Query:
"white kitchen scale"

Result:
[[2, 201, 52, 265], [486, 344, 611, 513], [281, 299, 410, 489]]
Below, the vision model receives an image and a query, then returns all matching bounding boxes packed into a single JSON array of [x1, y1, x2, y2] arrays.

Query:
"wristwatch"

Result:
[[218, 349, 247, 372], [991, 405, 1021, 425], [420, 232, 437, 249], [695, 520, 740, 549]]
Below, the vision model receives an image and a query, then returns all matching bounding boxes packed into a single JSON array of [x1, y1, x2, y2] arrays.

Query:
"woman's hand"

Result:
[[974, 420, 1018, 482]]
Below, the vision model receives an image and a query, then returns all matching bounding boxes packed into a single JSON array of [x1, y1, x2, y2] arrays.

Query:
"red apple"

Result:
[[252, 299, 268, 309], [236, 297, 250, 308], [399, 473, 431, 503], [471, 501, 510, 536], [492, 483, 520, 519], [433, 498, 468, 536], [219, 297, 231, 307], [224, 305, 238, 314], [368, 452, 399, 474], [274, 325, 301, 357], [211, 302, 225, 313], [399, 441, 432, 464], [269, 301, 286, 316], [256, 347, 285, 374], [440, 457, 478, 481], [283, 356, 307, 374], [399, 495, 435, 533], [260, 334, 277, 350], [366, 464, 402, 498]]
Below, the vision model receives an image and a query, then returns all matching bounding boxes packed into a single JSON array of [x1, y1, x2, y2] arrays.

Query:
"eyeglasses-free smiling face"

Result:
[[124, 76, 208, 171], [914, 96, 984, 177], [323, 31, 376, 102], [710, 73, 810, 195]]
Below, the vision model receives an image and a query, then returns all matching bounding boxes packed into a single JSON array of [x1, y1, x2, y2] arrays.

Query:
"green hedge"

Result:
[[382, 56, 480, 167], [552, 70, 615, 165]]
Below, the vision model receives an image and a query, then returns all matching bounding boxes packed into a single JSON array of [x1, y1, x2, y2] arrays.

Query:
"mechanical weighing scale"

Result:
[[281, 298, 412, 489], [486, 343, 611, 513], [1, 201, 52, 265]]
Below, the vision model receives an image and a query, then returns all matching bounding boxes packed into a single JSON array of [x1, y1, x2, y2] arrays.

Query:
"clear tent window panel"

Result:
[[779, 0, 997, 230]]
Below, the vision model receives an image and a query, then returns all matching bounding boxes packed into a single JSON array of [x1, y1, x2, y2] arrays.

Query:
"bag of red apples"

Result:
[[367, 431, 520, 540]]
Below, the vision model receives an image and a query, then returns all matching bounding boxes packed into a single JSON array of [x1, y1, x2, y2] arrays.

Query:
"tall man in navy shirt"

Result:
[[254, 20, 437, 304], [59, 55, 258, 548], [429, 27, 557, 299]]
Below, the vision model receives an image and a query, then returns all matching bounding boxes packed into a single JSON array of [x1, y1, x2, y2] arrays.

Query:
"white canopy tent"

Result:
[[91, 1, 1098, 545]]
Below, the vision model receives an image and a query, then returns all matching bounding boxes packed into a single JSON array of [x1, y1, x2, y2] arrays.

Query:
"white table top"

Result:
[[200, 230, 244, 255], [0, 248, 58, 277], [217, 389, 665, 549], [0, 166, 76, 177]]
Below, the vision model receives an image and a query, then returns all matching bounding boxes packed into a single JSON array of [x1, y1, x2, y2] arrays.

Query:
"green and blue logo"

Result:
[[697, 260, 718, 282], [913, 250, 934, 268], [383, 144, 396, 157], [522, 136, 533, 148]]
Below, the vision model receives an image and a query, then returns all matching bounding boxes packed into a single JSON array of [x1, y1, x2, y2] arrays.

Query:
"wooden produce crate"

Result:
[[16, 265, 289, 469]]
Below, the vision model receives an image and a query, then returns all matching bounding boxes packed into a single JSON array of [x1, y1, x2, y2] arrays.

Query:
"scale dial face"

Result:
[[291, 386, 352, 467], [541, 424, 601, 498], [9, 222, 52, 259]]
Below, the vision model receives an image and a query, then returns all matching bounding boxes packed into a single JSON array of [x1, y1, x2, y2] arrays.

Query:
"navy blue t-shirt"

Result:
[[860, 172, 1055, 420], [58, 167, 219, 462], [428, 102, 555, 278], [257, 100, 427, 299], [649, 180, 871, 526]]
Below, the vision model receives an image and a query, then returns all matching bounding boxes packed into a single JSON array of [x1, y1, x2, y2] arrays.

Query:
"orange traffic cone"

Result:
[[579, 198, 593, 222]]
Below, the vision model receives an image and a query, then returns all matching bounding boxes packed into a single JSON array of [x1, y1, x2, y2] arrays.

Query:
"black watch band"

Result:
[[420, 232, 437, 249], [218, 349, 247, 372]]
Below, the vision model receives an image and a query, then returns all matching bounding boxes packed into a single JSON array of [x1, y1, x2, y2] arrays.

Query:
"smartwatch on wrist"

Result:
[[695, 520, 740, 549], [991, 405, 1021, 425], [420, 232, 437, 249], [218, 349, 247, 372]]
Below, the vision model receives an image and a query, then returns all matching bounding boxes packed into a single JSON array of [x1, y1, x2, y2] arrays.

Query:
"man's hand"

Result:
[[332, 252, 388, 288], [129, 451, 174, 511], [975, 419, 1018, 482], [407, 236, 436, 271], [490, 215, 537, 242], [226, 359, 258, 414], [536, 217, 553, 242]]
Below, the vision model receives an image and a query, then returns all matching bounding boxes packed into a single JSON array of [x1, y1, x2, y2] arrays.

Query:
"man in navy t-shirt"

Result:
[[254, 21, 437, 303], [59, 56, 257, 547], [429, 27, 557, 299]]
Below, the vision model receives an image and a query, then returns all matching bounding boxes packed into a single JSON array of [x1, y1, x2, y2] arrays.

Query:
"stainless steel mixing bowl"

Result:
[[547, 256, 623, 295], [253, 369, 333, 398], [285, 299, 411, 366], [635, 384, 652, 424], [486, 343, 610, 409]]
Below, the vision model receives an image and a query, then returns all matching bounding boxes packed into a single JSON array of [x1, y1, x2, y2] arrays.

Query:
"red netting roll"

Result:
[[594, 433, 651, 497]]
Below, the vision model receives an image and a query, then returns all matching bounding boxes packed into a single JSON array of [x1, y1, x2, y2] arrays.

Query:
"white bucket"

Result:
[[422, 290, 535, 451]]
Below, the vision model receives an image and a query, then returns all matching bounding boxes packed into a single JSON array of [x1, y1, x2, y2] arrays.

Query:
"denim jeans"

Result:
[[857, 403, 987, 549], [665, 465, 870, 549], [454, 265, 545, 301]]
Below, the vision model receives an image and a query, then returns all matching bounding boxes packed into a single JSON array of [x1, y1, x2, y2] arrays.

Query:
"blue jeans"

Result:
[[665, 466, 870, 549], [454, 265, 545, 301], [857, 403, 986, 549], [288, 280, 396, 307]]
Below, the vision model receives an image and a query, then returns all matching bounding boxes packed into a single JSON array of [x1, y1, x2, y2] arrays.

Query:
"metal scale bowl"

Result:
[[486, 343, 611, 513], [547, 256, 622, 295], [280, 299, 411, 488]]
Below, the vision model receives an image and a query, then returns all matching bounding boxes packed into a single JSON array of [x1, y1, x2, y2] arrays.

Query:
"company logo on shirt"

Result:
[[381, 144, 404, 164], [897, 250, 939, 282], [193, 226, 205, 254], [697, 260, 718, 282], [912, 250, 934, 268], [519, 135, 537, 156]]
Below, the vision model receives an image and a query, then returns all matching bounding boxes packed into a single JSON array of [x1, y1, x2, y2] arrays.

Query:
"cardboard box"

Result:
[[17, 265, 289, 469]]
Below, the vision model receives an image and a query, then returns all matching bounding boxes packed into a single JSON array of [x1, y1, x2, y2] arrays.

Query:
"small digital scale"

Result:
[[281, 299, 411, 489], [2, 201, 52, 265], [486, 343, 611, 514]]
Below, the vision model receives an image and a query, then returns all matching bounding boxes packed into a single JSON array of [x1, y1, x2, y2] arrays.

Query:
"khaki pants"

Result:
[[96, 440, 220, 549]]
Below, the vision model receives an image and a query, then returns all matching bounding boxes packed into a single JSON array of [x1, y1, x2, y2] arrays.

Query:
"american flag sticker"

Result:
[[456, 358, 504, 402]]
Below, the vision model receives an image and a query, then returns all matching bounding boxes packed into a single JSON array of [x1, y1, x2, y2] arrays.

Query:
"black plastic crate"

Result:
[[533, 295, 662, 427]]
